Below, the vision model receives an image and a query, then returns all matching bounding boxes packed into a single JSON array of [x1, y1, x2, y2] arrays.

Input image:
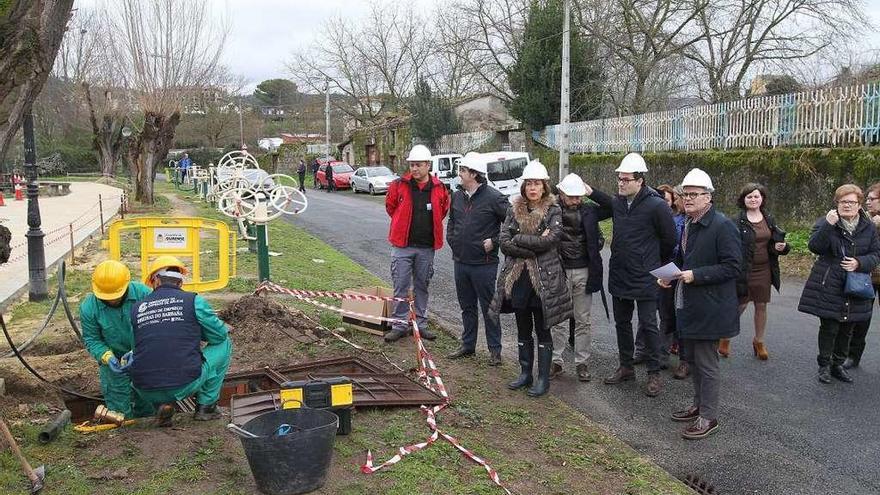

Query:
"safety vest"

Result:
[[130, 285, 202, 390]]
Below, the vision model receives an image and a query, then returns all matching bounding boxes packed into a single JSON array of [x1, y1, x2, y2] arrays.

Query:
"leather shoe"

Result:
[[673, 361, 690, 380], [843, 357, 859, 369], [447, 347, 475, 359], [419, 328, 437, 341], [681, 417, 719, 440], [384, 328, 408, 343], [603, 367, 635, 385], [549, 363, 564, 379], [645, 373, 663, 397], [487, 350, 502, 366], [817, 366, 832, 384], [671, 406, 699, 422], [576, 363, 591, 382], [830, 364, 853, 383]]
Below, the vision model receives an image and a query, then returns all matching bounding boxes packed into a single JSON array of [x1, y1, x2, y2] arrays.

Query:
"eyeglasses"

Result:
[[867, 196, 880, 202], [680, 192, 709, 200], [837, 200, 859, 206], [617, 177, 640, 183]]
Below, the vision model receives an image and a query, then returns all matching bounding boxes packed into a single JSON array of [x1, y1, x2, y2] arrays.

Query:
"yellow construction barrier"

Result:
[[104, 216, 236, 292]]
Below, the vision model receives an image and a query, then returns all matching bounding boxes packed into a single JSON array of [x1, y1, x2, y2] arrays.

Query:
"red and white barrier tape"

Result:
[[254, 280, 512, 494]]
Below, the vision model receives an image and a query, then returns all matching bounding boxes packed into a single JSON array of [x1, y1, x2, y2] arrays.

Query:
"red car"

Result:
[[316, 161, 354, 189]]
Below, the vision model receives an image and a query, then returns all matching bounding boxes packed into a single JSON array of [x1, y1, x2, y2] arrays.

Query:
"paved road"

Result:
[[287, 188, 880, 495]]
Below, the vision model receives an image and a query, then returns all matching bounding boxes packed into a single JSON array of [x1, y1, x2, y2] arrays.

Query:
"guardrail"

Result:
[[534, 82, 880, 153]]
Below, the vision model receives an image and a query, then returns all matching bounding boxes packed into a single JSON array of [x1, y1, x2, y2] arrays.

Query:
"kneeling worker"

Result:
[[130, 256, 232, 426], [80, 260, 154, 419]]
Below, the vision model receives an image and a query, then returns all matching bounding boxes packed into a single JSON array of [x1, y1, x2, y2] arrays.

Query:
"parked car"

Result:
[[449, 151, 530, 200], [429, 153, 463, 189], [351, 165, 398, 195], [316, 161, 354, 189]]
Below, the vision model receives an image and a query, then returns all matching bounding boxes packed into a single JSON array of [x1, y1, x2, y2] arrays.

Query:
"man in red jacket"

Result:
[[384, 144, 450, 342]]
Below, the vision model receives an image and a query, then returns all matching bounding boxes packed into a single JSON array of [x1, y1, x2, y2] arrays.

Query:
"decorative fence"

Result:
[[437, 131, 496, 154], [534, 82, 880, 153]]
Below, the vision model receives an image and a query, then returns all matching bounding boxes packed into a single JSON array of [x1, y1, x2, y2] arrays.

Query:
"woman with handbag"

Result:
[[725, 183, 790, 360], [798, 184, 880, 384]]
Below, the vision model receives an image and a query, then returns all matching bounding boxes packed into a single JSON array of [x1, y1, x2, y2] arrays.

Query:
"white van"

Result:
[[429, 153, 463, 189], [450, 151, 530, 198]]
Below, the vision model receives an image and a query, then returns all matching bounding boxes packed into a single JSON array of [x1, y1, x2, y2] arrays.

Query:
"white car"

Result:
[[351, 166, 398, 195], [449, 151, 530, 200]]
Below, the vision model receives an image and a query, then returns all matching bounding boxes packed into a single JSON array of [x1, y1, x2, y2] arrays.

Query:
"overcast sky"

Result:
[[75, 0, 880, 93]]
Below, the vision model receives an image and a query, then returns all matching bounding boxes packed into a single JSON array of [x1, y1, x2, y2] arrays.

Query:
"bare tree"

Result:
[[102, 0, 227, 204], [683, 0, 869, 102], [290, 1, 431, 126], [0, 0, 75, 166], [581, 0, 708, 114]]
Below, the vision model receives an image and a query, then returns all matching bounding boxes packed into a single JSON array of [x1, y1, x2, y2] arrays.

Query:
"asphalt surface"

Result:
[[286, 188, 880, 495]]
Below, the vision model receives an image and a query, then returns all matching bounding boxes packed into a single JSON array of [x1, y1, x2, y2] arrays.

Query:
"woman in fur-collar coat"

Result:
[[491, 161, 573, 397]]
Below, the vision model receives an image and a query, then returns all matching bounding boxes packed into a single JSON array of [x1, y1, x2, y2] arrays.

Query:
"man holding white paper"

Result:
[[593, 153, 677, 397]]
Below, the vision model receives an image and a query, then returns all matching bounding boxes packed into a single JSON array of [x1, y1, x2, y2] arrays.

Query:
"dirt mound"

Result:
[[219, 294, 325, 370]]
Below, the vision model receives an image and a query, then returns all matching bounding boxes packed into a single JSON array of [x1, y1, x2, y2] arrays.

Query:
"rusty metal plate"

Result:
[[272, 356, 386, 376], [229, 390, 282, 426], [220, 368, 289, 406]]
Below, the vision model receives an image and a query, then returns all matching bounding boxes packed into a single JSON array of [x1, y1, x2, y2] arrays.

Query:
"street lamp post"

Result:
[[23, 112, 48, 301]]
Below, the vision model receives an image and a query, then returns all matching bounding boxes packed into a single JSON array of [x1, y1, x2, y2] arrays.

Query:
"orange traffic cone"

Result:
[[14, 183, 23, 201], [0, 191, 5, 206]]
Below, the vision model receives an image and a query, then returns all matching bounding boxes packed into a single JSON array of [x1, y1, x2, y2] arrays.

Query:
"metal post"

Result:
[[247, 222, 257, 253], [68, 224, 75, 265], [98, 194, 105, 235], [324, 77, 331, 162], [255, 222, 270, 282], [120, 193, 125, 219], [23, 112, 47, 301], [558, 0, 571, 179]]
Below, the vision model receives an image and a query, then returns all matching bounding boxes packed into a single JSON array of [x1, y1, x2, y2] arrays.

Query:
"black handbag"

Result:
[[842, 246, 875, 299]]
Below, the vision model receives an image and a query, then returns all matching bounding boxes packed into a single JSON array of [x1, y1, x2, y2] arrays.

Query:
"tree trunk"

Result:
[[0, 0, 75, 165], [84, 83, 125, 177], [131, 111, 180, 204]]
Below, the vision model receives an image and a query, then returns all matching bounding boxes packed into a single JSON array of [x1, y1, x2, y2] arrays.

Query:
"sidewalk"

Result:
[[0, 181, 123, 310]]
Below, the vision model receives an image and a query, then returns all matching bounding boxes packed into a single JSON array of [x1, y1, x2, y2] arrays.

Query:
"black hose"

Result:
[[0, 312, 101, 401]]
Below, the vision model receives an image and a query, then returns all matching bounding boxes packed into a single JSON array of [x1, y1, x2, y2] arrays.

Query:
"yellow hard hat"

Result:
[[144, 255, 189, 287], [92, 260, 131, 300]]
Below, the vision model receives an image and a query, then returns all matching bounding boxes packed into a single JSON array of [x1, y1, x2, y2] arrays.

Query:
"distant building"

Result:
[[452, 94, 520, 132], [280, 133, 326, 145]]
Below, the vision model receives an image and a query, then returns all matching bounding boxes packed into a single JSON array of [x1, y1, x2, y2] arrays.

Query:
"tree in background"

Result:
[[0, 0, 75, 167], [253, 79, 301, 108], [508, 0, 604, 129], [407, 78, 460, 149]]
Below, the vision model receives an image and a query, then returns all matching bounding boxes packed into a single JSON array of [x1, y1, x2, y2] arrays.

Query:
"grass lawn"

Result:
[[0, 181, 692, 495]]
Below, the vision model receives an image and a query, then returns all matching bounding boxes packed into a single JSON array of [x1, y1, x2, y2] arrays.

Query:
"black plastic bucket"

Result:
[[239, 407, 339, 495]]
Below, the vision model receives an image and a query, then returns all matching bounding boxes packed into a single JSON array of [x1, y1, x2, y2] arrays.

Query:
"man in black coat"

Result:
[[593, 153, 677, 397], [446, 154, 509, 365], [661, 168, 741, 440]]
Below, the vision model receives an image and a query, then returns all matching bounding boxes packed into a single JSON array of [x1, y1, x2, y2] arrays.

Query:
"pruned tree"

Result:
[[684, 0, 869, 102], [0, 0, 75, 166], [103, 0, 227, 204]]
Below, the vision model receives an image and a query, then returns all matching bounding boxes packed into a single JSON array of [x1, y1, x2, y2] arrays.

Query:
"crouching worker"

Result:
[[130, 256, 232, 427], [80, 260, 154, 419]]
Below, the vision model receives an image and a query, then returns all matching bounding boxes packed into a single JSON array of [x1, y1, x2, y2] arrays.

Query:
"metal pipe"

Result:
[[38, 409, 71, 444]]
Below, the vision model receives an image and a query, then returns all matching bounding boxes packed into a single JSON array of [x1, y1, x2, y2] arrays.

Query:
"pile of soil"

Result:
[[219, 294, 325, 370]]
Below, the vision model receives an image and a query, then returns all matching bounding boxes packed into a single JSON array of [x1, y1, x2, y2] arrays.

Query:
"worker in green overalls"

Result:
[[129, 256, 232, 426], [80, 260, 154, 419]]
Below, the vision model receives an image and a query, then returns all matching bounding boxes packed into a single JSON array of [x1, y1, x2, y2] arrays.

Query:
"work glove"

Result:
[[118, 350, 134, 371], [101, 350, 127, 374]]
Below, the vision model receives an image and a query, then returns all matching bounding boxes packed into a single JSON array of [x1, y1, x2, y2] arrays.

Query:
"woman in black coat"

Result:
[[798, 184, 880, 385], [491, 161, 572, 398], [727, 183, 790, 360]]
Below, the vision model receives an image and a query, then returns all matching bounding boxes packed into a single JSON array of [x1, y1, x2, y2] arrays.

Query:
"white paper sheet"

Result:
[[650, 262, 683, 281]]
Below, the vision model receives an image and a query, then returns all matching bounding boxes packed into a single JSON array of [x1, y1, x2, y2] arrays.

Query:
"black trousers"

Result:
[[818, 318, 855, 367], [848, 288, 877, 362], [613, 296, 662, 372], [297, 172, 306, 192], [515, 307, 551, 343]]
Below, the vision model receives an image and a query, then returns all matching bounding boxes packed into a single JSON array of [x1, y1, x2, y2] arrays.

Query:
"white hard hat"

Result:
[[614, 152, 648, 173], [458, 152, 487, 175], [406, 145, 432, 162], [556, 173, 587, 196], [680, 168, 714, 193], [521, 160, 550, 180]]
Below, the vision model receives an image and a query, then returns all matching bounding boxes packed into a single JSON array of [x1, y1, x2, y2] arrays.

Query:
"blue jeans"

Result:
[[454, 262, 501, 352]]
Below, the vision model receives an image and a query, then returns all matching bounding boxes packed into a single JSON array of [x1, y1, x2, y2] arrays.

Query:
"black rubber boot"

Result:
[[194, 403, 222, 421], [507, 340, 534, 390], [527, 342, 553, 397]]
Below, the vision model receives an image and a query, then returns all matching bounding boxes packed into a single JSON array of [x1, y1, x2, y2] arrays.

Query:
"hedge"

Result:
[[535, 147, 880, 226]]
